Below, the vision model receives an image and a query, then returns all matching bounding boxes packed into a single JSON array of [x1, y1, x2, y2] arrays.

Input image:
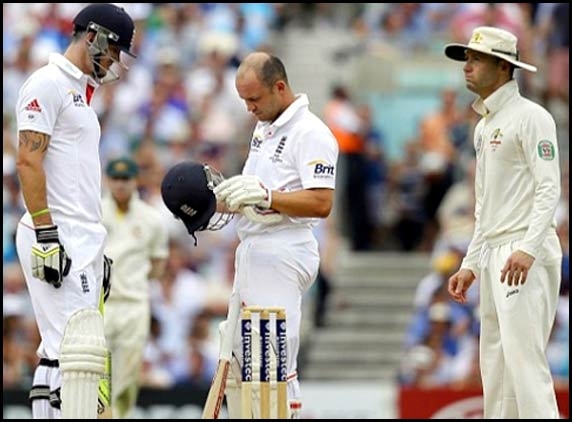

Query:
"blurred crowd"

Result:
[[3, 3, 569, 392], [399, 246, 569, 390]]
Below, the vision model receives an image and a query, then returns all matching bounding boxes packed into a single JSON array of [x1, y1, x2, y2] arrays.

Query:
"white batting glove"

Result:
[[241, 205, 284, 224], [212, 175, 238, 202], [31, 225, 72, 288], [214, 175, 271, 212]]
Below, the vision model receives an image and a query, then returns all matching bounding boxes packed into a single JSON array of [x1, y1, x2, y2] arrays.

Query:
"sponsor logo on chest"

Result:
[[68, 89, 86, 107]]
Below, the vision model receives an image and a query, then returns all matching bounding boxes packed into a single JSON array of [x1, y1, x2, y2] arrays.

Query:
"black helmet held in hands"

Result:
[[161, 161, 232, 245]]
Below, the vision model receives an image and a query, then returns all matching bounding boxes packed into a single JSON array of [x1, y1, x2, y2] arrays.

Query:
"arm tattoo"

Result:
[[19, 131, 50, 153]]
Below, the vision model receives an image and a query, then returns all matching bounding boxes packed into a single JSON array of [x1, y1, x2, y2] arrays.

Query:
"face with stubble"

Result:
[[462, 50, 509, 99], [235, 69, 284, 123]]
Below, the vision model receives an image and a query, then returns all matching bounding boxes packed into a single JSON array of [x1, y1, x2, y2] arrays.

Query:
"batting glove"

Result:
[[212, 175, 236, 202], [241, 205, 284, 224], [214, 175, 271, 212], [31, 225, 72, 288]]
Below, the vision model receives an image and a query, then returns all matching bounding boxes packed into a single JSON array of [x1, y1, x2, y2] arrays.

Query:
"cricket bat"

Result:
[[97, 291, 113, 419], [201, 297, 240, 419]]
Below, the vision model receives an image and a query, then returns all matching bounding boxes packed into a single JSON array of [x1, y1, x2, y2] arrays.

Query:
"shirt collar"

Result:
[[472, 80, 519, 117], [49, 53, 94, 84], [269, 93, 309, 129]]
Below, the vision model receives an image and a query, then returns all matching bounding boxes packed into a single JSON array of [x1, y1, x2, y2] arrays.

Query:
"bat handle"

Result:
[[200, 295, 241, 419]]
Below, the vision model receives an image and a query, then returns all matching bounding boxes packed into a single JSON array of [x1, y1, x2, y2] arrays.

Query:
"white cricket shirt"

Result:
[[236, 94, 339, 239], [462, 80, 561, 272]]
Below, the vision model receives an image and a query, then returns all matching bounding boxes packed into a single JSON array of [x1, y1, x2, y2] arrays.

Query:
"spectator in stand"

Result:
[[324, 84, 371, 250]]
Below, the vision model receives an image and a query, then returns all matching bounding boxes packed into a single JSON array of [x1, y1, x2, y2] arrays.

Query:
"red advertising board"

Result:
[[398, 386, 569, 419]]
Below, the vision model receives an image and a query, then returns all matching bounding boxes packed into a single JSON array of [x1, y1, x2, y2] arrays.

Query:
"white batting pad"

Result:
[[59, 308, 106, 419]]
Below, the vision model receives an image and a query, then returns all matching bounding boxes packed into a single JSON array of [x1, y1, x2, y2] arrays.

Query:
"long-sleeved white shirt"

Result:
[[102, 192, 169, 303], [462, 80, 561, 273]]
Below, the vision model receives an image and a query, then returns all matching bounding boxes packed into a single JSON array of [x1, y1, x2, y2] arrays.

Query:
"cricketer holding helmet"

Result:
[[214, 52, 339, 418], [15, 4, 137, 419], [445, 27, 563, 418]]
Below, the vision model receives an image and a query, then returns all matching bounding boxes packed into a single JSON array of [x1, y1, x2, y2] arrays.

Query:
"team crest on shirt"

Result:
[[270, 136, 287, 163], [307, 159, 335, 179], [537, 140, 555, 160], [68, 89, 86, 107], [489, 128, 503, 151]]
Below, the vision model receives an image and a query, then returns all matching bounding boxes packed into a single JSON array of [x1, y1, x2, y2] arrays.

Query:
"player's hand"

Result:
[[241, 205, 284, 224], [500, 250, 534, 286], [103, 255, 113, 302], [447, 268, 475, 304], [213, 175, 271, 212], [31, 225, 72, 288]]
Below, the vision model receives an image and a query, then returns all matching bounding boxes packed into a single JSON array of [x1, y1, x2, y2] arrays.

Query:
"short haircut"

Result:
[[259, 55, 289, 88]]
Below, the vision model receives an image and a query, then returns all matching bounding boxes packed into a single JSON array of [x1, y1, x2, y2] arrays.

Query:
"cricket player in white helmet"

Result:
[[213, 52, 339, 418], [445, 27, 563, 418], [14, 3, 137, 419], [101, 157, 169, 418]]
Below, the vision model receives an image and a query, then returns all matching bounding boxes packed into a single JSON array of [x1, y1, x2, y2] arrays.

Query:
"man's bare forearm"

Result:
[[17, 130, 52, 226], [271, 188, 333, 218]]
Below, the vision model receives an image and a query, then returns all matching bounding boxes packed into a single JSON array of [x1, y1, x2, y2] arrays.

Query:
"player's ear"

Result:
[[497, 58, 511, 73], [275, 80, 287, 94], [85, 31, 96, 46]]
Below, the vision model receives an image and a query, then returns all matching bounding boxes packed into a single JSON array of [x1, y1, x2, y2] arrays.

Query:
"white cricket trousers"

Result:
[[104, 300, 150, 417], [16, 219, 105, 359], [479, 231, 562, 419]]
